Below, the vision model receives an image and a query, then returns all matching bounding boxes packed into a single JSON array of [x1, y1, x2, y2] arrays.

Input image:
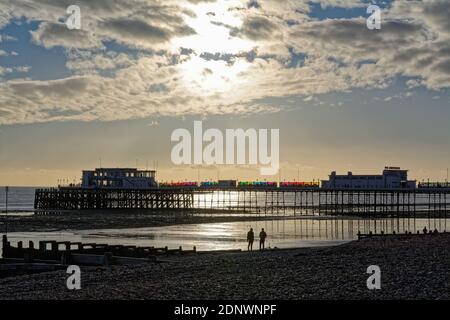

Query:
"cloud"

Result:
[[3, 0, 199, 50], [1, 0, 450, 125], [31, 22, 102, 49], [0, 54, 278, 124], [66, 51, 135, 74], [8, 76, 90, 99], [97, 17, 195, 49], [0, 34, 17, 42], [230, 14, 280, 40]]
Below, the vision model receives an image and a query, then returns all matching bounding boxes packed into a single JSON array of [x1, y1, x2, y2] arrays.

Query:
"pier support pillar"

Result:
[[60, 251, 69, 265]]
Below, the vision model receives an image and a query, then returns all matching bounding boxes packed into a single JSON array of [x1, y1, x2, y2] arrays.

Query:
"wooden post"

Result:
[[2, 234, 8, 258], [374, 191, 377, 216], [61, 251, 69, 265], [24, 247, 34, 263], [318, 190, 321, 215], [305, 191, 308, 215], [103, 252, 113, 267], [414, 191, 417, 218], [5, 186, 8, 234], [293, 191, 297, 216]]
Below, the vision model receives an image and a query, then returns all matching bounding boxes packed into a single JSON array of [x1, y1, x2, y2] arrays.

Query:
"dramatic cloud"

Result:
[[31, 21, 102, 49], [230, 15, 280, 40], [0, 0, 449, 124]]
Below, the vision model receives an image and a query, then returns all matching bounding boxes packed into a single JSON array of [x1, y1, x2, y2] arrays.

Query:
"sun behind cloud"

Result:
[[171, 1, 254, 94]]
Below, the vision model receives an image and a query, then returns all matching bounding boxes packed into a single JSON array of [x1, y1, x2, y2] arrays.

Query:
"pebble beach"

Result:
[[1, 233, 450, 300]]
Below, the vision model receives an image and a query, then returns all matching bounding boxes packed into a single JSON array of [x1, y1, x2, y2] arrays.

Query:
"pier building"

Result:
[[321, 167, 416, 189], [81, 168, 157, 189]]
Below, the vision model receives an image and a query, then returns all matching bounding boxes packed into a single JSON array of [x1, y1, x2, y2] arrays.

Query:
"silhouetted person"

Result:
[[259, 228, 267, 251], [247, 228, 254, 251], [423, 226, 428, 234]]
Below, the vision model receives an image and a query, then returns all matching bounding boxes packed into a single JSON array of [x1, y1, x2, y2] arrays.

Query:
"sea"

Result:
[[0, 187, 448, 252]]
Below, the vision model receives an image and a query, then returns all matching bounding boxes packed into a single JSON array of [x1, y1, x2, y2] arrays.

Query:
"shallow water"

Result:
[[1, 187, 449, 254], [0, 187, 36, 212], [4, 217, 449, 254]]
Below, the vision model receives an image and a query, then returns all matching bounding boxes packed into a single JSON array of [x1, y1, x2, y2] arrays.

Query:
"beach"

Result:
[[1, 233, 449, 300]]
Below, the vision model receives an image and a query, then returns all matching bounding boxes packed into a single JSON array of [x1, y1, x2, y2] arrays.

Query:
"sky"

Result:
[[0, 0, 450, 186]]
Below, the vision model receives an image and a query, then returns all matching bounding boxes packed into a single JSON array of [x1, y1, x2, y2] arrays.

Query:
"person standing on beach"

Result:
[[259, 228, 267, 251], [247, 228, 254, 251]]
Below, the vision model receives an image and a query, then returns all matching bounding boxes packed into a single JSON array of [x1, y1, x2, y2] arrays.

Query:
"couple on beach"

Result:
[[246, 228, 267, 251]]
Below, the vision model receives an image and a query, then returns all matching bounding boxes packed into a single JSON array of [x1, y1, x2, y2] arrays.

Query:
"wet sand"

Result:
[[0, 209, 274, 233], [1, 233, 449, 300]]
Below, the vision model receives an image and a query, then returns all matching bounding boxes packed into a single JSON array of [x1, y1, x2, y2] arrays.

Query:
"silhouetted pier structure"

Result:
[[34, 187, 450, 217], [35, 188, 195, 210]]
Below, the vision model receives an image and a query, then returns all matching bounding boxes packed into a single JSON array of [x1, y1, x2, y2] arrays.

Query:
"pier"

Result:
[[34, 187, 450, 217]]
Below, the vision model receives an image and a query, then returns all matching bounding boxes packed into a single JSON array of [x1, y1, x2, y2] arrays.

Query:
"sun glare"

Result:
[[171, 1, 254, 94], [179, 55, 250, 93]]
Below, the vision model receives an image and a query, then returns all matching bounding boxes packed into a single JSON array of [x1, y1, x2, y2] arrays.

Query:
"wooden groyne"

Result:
[[1, 235, 241, 270], [357, 230, 447, 240], [2, 234, 197, 263]]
